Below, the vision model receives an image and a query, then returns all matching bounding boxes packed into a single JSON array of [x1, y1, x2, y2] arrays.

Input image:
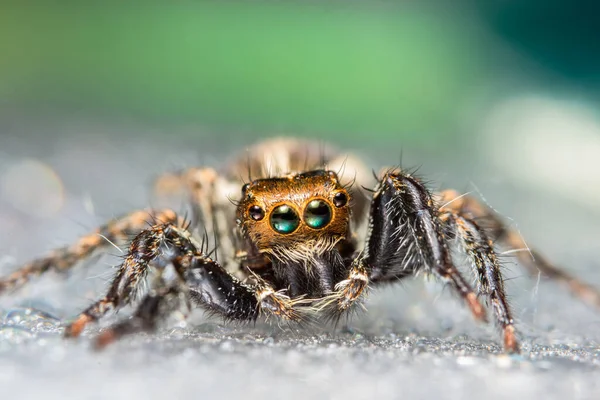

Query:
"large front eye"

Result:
[[270, 205, 300, 234], [304, 199, 332, 229]]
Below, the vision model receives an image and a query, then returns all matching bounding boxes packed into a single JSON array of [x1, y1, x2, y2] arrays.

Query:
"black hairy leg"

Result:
[[362, 171, 488, 322], [65, 222, 307, 340], [94, 254, 258, 348], [440, 211, 518, 353], [0, 209, 179, 294], [94, 286, 184, 349], [315, 259, 369, 315], [439, 190, 600, 309]]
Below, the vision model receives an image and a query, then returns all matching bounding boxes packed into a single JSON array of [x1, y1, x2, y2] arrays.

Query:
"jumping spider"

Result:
[[1, 138, 598, 352]]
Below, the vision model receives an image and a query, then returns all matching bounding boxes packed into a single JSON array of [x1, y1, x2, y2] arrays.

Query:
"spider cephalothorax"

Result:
[[237, 170, 351, 256], [236, 170, 353, 298], [1, 137, 599, 353]]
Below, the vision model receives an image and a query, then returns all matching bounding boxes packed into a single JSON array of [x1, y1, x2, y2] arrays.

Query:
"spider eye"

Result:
[[270, 205, 300, 234], [304, 199, 332, 229], [333, 192, 348, 208], [241, 183, 250, 195], [249, 205, 265, 221]]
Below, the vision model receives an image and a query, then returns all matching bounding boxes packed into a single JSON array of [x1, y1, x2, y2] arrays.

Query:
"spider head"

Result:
[[236, 170, 351, 261]]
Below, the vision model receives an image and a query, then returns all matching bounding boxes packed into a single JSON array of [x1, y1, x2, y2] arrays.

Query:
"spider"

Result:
[[1, 138, 598, 353]]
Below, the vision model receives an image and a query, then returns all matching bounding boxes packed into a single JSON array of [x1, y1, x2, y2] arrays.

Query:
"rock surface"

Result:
[[1, 126, 599, 400]]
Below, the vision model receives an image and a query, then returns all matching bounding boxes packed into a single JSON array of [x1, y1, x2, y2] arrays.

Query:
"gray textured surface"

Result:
[[1, 120, 600, 400]]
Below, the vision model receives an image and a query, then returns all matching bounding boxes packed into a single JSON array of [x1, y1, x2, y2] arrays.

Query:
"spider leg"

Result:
[[367, 171, 486, 319], [440, 211, 519, 353], [327, 171, 487, 323], [0, 209, 179, 295], [65, 223, 305, 339], [94, 286, 183, 349], [153, 167, 219, 230], [63, 223, 191, 337], [439, 189, 600, 309], [94, 252, 258, 348], [314, 259, 369, 314], [334, 261, 369, 311], [153, 167, 239, 271]]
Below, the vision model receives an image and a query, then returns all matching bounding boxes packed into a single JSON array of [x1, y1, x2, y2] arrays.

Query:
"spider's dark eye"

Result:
[[248, 205, 265, 221], [333, 192, 348, 208], [304, 199, 332, 229], [270, 205, 300, 234]]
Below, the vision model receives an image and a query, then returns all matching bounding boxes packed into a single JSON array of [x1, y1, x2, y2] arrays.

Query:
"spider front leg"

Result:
[[327, 171, 488, 324], [95, 256, 311, 348], [364, 171, 487, 318], [93, 253, 258, 348], [66, 222, 305, 342], [0, 209, 179, 294], [326, 260, 369, 312]]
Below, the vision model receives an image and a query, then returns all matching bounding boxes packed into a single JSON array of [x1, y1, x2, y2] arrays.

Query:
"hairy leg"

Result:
[[0, 209, 179, 294], [94, 286, 183, 349], [153, 167, 239, 272], [315, 259, 369, 314], [154, 167, 219, 230], [65, 223, 307, 340], [440, 211, 519, 353], [323, 171, 487, 326], [94, 252, 259, 348], [365, 171, 487, 321], [439, 189, 600, 309]]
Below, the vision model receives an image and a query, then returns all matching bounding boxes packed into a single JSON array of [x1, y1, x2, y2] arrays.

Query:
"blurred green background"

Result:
[[1, 1, 599, 146]]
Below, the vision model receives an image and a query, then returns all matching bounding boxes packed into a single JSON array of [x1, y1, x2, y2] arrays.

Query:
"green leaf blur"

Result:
[[0, 2, 477, 143]]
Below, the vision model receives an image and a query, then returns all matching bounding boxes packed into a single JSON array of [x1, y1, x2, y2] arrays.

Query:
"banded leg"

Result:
[[364, 171, 487, 321], [315, 259, 369, 314], [153, 167, 219, 230], [65, 223, 306, 339], [0, 209, 179, 294], [439, 190, 600, 309], [64, 223, 194, 337], [95, 253, 260, 348], [440, 211, 519, 353], [153, 167, 239, 271], [335, 261, 369, 311]]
